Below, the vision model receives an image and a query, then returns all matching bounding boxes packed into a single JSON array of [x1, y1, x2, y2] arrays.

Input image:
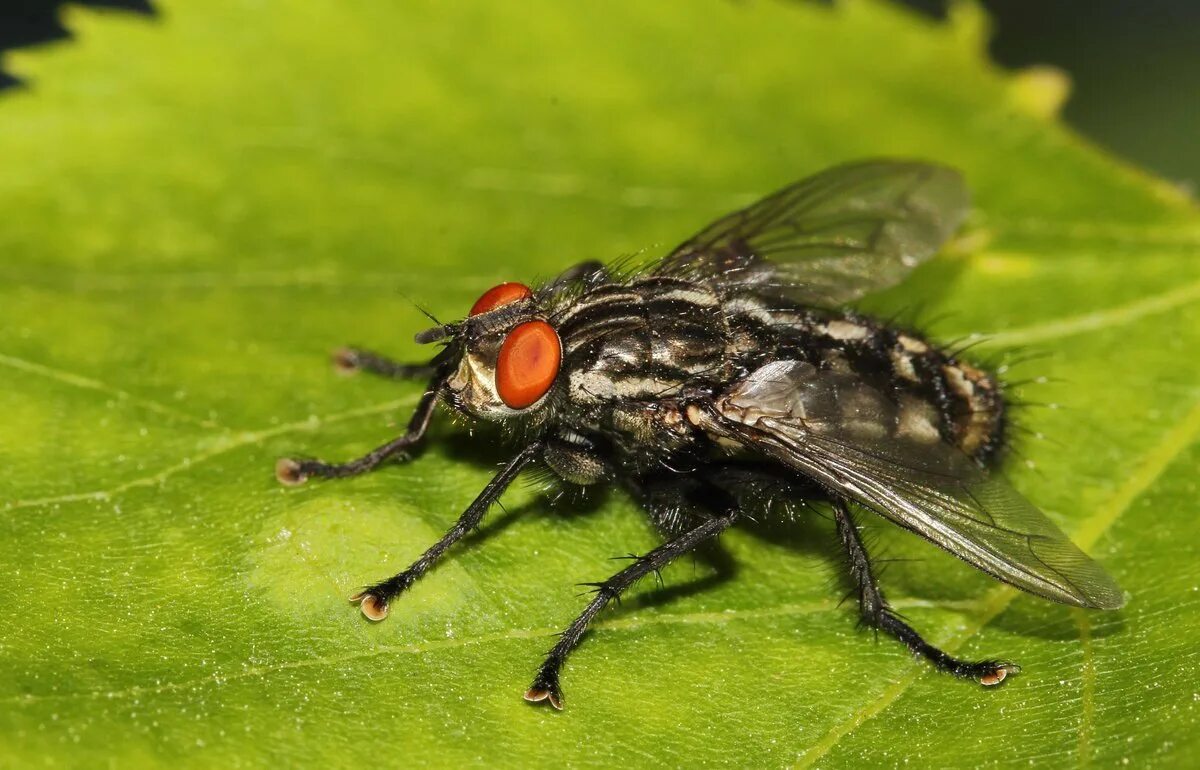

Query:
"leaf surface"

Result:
[[1, 1, 1198, 767]]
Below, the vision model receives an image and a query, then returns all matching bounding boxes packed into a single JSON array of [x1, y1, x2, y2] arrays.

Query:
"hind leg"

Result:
[[832, 498, 1018, 685]]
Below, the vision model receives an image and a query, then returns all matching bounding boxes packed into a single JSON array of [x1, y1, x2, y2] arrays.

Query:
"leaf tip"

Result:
[[1008, 65, 1073, 121]]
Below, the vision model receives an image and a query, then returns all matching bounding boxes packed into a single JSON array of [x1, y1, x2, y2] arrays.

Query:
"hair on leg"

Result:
[[525, 497, 739, 710]]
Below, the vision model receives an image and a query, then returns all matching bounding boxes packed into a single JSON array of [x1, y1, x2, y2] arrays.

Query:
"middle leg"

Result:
[[832, 498, 1018, 685]]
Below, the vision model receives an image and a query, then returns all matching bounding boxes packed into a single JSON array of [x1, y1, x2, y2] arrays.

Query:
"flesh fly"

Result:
[[277, 160, 1123, 710]]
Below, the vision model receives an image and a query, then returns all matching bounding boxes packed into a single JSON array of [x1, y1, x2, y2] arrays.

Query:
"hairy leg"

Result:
[[525, 503, 739, 710], [350, 440, 546, 620], [332, 347, 437, 380], [832, 498, 1018, 685], [275, 373, 442, 485]]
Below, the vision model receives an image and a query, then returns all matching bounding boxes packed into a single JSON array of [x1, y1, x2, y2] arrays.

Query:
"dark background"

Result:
[[1, 0, 1197, 188]]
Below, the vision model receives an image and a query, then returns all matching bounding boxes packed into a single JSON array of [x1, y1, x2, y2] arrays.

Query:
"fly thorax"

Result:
[[556, 278, 730, 404]]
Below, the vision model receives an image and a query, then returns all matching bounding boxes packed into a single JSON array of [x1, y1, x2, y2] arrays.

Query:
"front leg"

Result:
[[332, 347, 437, 380], [351, 440, 546, 620]]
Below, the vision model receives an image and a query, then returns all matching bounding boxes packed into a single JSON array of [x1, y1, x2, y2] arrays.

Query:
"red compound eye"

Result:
[[496, 320, 561, 409], [470, 282, 532, 316]]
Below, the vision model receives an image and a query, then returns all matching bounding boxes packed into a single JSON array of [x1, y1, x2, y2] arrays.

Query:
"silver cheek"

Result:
[[448, 352, 547, 420]]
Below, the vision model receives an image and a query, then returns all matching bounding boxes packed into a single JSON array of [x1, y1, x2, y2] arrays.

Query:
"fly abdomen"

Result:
[[889, 333, 1005, 463], [722, 293, 1005, 464]]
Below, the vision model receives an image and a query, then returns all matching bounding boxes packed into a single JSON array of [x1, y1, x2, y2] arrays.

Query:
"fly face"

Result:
[[437, 282, 563, 421], [277, 160, 1124, 711]]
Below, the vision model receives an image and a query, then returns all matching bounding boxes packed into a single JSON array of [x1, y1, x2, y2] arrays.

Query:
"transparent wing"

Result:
[[709, 361, 1124, 609], [654, 160, 970, 306]]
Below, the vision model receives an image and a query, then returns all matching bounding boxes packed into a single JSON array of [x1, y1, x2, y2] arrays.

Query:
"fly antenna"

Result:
[[416, 304, 442, 327], [407, 297, 459, 344]]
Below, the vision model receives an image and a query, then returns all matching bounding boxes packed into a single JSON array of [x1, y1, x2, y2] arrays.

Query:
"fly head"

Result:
[[423, 282, 564, 422]]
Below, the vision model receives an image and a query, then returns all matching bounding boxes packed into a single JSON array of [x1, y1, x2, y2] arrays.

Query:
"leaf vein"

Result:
[[1075, 608, 1096, 768], [6, 397, 415, 511], [972, 276, 1200, 348], [0, 351, 222, 429]]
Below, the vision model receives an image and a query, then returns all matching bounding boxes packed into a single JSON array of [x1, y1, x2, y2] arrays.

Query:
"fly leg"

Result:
[[623, 473, 740, 605], [525, 501, 739, 710], [332, 347, 436, 380], [832, 498, 1019, 686], [275, 372, 442, 485], [350, 440, 545, 620]]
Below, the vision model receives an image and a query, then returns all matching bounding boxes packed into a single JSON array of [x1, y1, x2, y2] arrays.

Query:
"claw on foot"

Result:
[[275, 458, 308, 486], [332, 348, 360, 375], [350, 591, 390, 621], [524, 670, 564, 710], [980, 662, 1021, 686], [524, 686, 563, 710]]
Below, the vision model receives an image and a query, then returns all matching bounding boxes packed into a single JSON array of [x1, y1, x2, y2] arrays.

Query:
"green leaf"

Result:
[[2, 1, 1198, 766]]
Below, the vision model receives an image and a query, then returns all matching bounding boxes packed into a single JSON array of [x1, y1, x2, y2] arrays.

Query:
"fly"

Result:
[[276, 160, 1124, 709]]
